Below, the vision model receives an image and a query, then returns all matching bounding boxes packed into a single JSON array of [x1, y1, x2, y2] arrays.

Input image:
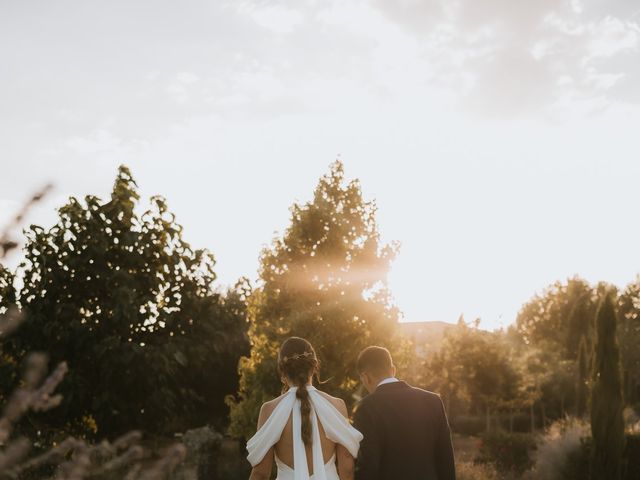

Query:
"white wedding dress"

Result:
[[247, 386, 363, 480]]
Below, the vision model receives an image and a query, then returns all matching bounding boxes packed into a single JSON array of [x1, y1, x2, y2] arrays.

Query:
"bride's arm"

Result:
[[334, 399, 355, 480], [336, 444, 355, 480], [249, 403, 275, 480]]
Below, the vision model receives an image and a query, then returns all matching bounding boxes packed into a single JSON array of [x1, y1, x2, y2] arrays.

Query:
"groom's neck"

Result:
[[372, 373, 395, 386]]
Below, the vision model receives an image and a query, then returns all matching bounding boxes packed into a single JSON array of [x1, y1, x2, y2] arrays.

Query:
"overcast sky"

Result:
[[2, 0, 640, 329]]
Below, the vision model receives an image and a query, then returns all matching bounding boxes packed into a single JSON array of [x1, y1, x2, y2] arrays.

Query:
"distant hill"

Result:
[[399, 320, 456, 358]]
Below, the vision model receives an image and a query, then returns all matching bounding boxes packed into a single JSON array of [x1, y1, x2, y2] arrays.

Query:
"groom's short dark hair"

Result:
[[357, 346, 393, 376]]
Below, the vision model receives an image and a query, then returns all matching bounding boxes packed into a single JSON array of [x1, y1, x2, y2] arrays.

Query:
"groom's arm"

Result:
[[353, 402, 381, 480], [434, 395, 456, 480]]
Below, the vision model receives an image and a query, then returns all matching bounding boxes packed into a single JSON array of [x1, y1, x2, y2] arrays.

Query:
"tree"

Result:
[[227, 161, 401, 438], [516, 277, 599, 361], [617, 278, 640, 405], [0, 186, 187, 480], [5, 166, 249, 437], [590, 292, 625, 480], [0, 265, 18, 402], [576, 335, 589, 418], [423, 320, 521, 432], [0, 264, 15, 314]]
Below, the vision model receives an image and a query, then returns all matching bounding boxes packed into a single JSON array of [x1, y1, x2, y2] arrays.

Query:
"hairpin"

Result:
[[282, 351, 314, 362]]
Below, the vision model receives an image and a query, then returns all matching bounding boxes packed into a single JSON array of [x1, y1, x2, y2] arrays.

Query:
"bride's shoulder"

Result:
[[257, 392, 288, 426], [315, 390, 348, 417]]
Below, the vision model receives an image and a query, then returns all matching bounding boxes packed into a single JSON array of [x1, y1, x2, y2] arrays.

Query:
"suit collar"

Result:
[[374, 380, 409, 392]]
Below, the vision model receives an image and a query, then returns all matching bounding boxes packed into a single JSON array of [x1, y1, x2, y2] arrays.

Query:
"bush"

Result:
[[456, 461, 501, 480], [528, 418, 590, 480], [500, 413, 533, 433], [551, 435, 640, 480], [452, 415, 487, 436], [528, 418, 640, 480], [475, 431, 535, 476], [624, 434, 640, 480]]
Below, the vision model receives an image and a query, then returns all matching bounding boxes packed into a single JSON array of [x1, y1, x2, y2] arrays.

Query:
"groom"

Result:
[[353, 346, 456, 480]]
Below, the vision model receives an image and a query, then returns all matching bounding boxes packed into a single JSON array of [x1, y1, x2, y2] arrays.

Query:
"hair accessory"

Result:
[[282, 351, 314, 362]]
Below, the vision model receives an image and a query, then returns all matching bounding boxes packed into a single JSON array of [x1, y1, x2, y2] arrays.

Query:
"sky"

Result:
[[2, 0, 640, 330]]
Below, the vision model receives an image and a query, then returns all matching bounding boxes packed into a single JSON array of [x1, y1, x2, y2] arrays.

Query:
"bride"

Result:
[[247, 337, 363, 480]]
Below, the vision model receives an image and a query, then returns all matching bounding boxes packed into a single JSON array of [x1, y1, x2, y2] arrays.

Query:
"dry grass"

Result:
[[456, 461, 502, 480]]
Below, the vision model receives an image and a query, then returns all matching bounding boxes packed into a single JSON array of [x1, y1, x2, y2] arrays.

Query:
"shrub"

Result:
[[624, 434, 640, 480], [451, 415, 486, 436], [456, 461, 501, 480], [475, 431, 535, 476], [624, 406, 640, 434], [528, 418, 590, 480], [501, 413, 533, 433], [551, 435, 639, 480], [528, 418, 640, 480]]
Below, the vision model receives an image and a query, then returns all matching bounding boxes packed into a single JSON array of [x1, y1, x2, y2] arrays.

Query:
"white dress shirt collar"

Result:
[[376, 377, 399, 388]]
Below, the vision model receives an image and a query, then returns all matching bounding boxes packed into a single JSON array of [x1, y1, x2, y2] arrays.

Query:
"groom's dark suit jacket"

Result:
[[353, 381, 455, 480]]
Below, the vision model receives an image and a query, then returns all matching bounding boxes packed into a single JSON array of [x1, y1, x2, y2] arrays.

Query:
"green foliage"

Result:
[[528, 417, 591, 480], [5, 166, 249, 437], [455, 461, 501, 480], [450, 415, 487, 436], [227, 161, 401, 438], [516, 277, 602, 361], [423, 320, 521, 426], [617, 279, 640, 405], [590, 293, 625, 480], [513, 278, 620, 425], [475, 431, 535, 476], [576, 336, 588, 418], [0, 265, 19, 403], [0, 264, 15, 314], [537, 433, 640, 480], [560, 438, 591, 480], [624, 434, 640, 480]]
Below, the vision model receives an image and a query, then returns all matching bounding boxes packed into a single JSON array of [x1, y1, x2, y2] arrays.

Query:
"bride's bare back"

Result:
[[254, 389, 354, 478], [247, 339, 360, 480]]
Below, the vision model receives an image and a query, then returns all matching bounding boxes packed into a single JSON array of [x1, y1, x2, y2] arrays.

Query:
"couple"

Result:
[[247, 337, 456, 480]]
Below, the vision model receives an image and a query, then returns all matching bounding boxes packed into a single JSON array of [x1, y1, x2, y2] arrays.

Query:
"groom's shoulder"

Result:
[[408, 385, 444, 404], [408, 384, 441, 398], [378, 382, 444, 407]]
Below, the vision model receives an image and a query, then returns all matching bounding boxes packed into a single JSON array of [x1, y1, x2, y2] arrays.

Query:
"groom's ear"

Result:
[[392, 364, 397, 377]]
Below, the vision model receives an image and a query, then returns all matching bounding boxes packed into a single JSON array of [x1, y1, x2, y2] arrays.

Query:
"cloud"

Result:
[[369, 0, 640, 114], [235, 2, 305, 34]]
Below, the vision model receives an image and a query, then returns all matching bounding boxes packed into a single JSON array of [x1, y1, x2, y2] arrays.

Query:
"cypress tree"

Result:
[[590, 293, 625, 480], [576, 335, 588, 418]]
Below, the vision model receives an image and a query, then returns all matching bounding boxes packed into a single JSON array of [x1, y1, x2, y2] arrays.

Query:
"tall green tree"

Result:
[[6, 166, 249, 437], [576, 335, 589, 418], [617, 278, 640, 405], [227, 161, 401, 438], [590, 293, 625, 480], [516, 277, 599, 361]]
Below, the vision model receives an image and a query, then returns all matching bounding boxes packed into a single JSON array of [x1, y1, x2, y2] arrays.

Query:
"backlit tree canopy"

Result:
[[4, 166, 249, 437], [515, 277, 606, 360], [227, 161, 401, 438]]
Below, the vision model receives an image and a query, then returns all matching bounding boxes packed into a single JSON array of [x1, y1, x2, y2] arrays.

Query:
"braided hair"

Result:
[[278, 337, 320, 448]]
